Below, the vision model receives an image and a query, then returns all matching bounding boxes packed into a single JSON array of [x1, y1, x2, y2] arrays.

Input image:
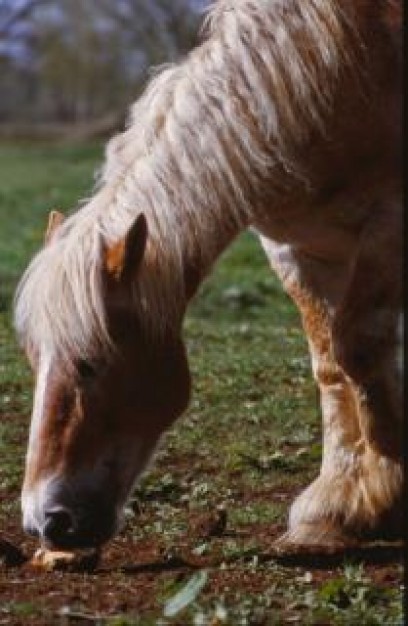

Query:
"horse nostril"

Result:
[[23, 522, 39, 538], [39, 492, 116, 549], [42, 507, 76, 546]]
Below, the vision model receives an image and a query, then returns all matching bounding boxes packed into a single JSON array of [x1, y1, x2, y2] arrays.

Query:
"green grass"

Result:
[[0, 142, 403, 625]]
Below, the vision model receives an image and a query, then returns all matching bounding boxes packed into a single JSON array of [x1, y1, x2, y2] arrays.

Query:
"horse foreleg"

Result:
[[278, 279, 370, 549], [330, 204, 403, 541], [260, 231, 402, 551]]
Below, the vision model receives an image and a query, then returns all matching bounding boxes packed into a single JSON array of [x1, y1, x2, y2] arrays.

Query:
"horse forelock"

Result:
[[14, 0, 358, 367], [14, 212, 112, 368]]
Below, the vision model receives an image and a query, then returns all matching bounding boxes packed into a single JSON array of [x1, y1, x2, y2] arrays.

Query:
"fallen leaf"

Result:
[[28, 548, 100, 572], [163, 570, 208, 617]]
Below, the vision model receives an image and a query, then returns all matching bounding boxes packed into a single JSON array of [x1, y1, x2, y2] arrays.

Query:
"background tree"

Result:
[[0, 0, 208, 126]]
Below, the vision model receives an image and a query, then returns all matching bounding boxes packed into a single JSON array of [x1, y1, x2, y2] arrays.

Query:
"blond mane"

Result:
[[14, 0, 356, 367]]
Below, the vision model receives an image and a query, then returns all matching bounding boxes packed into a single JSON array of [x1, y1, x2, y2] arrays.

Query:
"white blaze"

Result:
[[22, 348, 54, 530], [25, 348, 52, 468]]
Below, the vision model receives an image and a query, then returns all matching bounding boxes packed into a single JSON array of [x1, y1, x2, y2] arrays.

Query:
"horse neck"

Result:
[[100, 140, 251, 337], [140, 183, 248, 313], [172, 203, 244, 303], [100, 0, 354, 332]]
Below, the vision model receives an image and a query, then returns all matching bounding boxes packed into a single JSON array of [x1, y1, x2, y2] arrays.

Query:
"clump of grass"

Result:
[[307, 564, 404, 625]]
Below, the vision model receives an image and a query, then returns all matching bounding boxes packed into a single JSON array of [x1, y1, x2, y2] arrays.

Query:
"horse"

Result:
[[14, 0, 402, 551]]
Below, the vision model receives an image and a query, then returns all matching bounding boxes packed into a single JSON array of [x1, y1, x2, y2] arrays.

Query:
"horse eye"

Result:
[[77, 360, 97, 381]]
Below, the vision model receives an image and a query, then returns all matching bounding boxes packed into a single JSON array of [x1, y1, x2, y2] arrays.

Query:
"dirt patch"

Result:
[[0, 499, 404, 626]]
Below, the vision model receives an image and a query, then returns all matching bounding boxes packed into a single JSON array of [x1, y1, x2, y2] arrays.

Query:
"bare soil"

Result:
[[0, 474, 403, 626]]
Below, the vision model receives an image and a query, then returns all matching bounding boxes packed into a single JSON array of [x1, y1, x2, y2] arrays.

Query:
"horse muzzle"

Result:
[[22, 476, 120, 550]]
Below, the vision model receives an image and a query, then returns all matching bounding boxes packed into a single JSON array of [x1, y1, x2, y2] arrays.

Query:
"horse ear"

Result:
[[106, 213, 148, 282], [45, 210, 64, 245]]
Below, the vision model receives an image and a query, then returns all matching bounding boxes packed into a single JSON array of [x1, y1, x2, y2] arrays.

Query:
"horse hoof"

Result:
[[272, 523, 358, 556]]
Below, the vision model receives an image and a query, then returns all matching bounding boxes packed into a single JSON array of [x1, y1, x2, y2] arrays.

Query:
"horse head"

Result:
[[18, 212, 190, 549]]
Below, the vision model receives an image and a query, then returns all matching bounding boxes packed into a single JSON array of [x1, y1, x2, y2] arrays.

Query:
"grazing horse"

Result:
[[14, 0, 402, 551]]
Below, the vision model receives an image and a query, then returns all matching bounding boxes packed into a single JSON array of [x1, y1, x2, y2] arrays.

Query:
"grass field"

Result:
[[0, 142, 403, 625]]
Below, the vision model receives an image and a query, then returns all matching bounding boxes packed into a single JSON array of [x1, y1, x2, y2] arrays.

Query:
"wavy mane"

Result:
[[14, 0, 357, 367]]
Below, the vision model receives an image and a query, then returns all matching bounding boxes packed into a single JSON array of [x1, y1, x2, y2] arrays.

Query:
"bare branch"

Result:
[[0, 0, 46, 37]]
